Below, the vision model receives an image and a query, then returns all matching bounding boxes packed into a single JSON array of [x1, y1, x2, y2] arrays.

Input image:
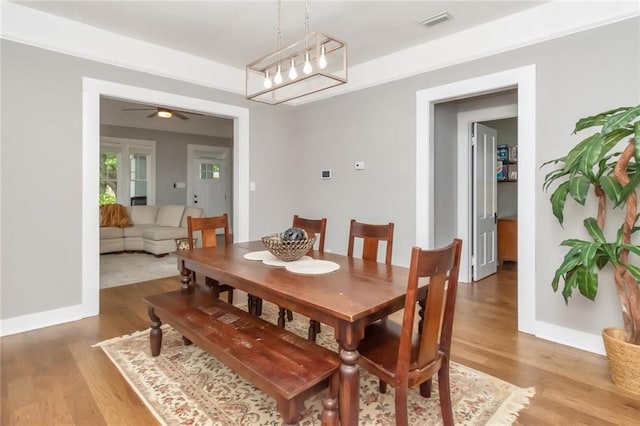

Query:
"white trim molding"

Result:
[[416, 65, 537, 336], [0, 304, 85, 337], [82, 78, 250, 319], [2, 0, 637, 105]]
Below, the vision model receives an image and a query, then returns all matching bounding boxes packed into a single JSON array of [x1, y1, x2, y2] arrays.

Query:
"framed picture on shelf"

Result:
[[510, 145, 518, 162]]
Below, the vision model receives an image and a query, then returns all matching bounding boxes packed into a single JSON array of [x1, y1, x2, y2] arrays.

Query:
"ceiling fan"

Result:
[[121, 105, 193, 120]]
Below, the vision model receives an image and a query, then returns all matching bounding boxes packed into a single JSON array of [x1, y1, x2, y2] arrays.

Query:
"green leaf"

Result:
[[623, 244, 640, 257], [543, 168, 569, 192], [635, 122, 640, 163], [569, 175, 591, 205], [579, 133, 604, 177], [599, 175, 622, 204], [600, 127, 634, 155], [552, 253, 582, 292], [624, 264, 640, 282], [550, 181, 571, 224], [562, 269, 580, 303], [577, 267, 598, 301], [564, 133, 599, 172], [584, 217, 607, 244], [560, 238, 590, 247], [616, 166, 640, 207], [602, 106, 640, 134], [580, 243, 599, 269], [574, 107, 630, 133]]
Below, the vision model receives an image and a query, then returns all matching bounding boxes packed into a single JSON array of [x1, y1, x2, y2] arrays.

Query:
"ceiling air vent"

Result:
[[420, 11, 451, 27]]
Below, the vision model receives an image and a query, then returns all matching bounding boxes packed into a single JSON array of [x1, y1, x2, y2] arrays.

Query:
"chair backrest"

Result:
[[347, 219, 394, 265], [187, 214, 232, 249], [397, 239, 462, 378], [292, 215, 327, 252]]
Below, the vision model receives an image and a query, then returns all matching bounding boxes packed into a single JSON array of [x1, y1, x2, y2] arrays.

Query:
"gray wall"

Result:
[[0, 39, 294, 319], [287, 17, 639, 335], [101, 124, 232, 205], [433, 103, 459, 248], [1, 17, 639, 342]]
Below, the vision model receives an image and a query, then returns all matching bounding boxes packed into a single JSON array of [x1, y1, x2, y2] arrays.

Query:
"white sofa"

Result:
[[100, 205, 204, 256]]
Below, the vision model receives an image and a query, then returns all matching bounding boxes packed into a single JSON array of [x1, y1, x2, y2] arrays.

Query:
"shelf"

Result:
[[498, 179, 517, 183]]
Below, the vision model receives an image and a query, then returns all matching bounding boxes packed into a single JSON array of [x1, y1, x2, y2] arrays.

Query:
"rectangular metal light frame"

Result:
[[246, 31, 347, 105]]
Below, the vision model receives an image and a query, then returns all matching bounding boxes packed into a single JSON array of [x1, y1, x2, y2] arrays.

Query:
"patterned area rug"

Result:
[[96, 303, 534, 425], [100, 252, 179, 288]]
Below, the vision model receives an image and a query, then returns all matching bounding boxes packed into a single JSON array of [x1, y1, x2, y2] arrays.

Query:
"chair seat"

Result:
[[358, 319, 421, 378]]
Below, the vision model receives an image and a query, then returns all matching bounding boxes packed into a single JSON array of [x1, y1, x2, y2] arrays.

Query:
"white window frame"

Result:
[[100, 137, 156, 205]]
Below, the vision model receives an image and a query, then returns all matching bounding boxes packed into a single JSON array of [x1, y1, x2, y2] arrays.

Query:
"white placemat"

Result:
[[243, 250, 277, 261], [284, 259, 340, 275], [262, 256, 312, 267]]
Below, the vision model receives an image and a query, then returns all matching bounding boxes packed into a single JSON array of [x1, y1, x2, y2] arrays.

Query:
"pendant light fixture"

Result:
[[246, 0, 347, 105]]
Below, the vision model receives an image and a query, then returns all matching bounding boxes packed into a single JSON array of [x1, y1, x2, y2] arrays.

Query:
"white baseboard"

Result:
[[0, 304, 87, 337], [535, 320, 605, 355]]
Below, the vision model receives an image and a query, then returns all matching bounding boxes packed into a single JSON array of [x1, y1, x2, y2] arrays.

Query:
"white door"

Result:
[[192, 159, 228, 217], [472, 123, 498, 281]]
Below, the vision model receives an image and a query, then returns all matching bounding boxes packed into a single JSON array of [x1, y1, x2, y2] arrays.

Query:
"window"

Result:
[[99, 152, 119, 205], [130, 152, 149, 197], [200, 163, 220, 180], [100, 137, 156, 205]]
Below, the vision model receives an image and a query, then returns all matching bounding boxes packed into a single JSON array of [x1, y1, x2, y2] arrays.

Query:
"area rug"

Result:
[[100, 252, 179, 289], [96, 303, 534, 425]]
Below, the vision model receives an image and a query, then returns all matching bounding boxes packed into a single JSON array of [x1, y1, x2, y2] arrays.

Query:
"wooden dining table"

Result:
[[173, 241, 424, 426]]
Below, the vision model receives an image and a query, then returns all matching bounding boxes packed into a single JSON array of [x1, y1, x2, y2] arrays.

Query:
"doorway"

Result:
[[415, 65, 536, 335], [82, 78, 250, 318], [187, 145, 232, 220]]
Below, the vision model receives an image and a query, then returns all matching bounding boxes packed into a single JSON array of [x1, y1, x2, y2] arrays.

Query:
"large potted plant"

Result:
[[543, 105, 640, 394]]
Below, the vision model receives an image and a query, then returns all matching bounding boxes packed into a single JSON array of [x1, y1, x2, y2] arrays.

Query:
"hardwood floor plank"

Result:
[[1, 267, 639, 425]]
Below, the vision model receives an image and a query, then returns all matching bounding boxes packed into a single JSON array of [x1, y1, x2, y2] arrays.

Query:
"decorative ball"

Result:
[[282, 227, 308, 241]]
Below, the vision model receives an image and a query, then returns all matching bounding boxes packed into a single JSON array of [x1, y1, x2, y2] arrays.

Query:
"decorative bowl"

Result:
[[261, 235, 317, 261]]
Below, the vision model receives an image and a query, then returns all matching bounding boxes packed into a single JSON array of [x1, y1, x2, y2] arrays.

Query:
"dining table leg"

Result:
[[337, 322, 364, 426]]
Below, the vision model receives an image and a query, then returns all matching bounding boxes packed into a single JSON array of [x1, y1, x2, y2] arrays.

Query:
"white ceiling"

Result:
[[12, 1, 546, 69]]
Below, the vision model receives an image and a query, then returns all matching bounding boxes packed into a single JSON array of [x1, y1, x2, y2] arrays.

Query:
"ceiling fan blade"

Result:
[[173, 111, 189, 120], [147, 112, 157, 118]]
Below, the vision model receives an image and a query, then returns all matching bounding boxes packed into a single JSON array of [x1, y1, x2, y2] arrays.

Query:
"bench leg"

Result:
[[183, 336, 193, 346], [321, 373, 340, 426], [308, 320, 317, 342], [148, 307, 163, 357], [277, 397, 304, 426], [278, 307, 287, 329]]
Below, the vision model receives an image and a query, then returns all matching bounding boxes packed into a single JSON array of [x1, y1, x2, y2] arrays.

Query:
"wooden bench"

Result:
[[143, 285, 340, 426]]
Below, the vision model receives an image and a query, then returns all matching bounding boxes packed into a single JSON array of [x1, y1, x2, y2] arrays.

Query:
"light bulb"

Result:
[[288, 58, 298, 80], [303, 51, 312, 75], [263, 70, 272, 89], [319, 45, 327, 69], [274, 64, 283, 84]]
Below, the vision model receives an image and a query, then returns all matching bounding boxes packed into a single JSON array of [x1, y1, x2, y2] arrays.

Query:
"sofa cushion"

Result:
[[156, 205, 185, 227], [130, 206, 159, 225], [123, 224, 155, 238], [180, 206, 205, 228], [141, 226, 188, 241], [100, 227, 124, 239]]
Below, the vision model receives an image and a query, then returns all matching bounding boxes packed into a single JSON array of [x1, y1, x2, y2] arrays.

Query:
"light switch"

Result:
[[250, 181, 256, 191]]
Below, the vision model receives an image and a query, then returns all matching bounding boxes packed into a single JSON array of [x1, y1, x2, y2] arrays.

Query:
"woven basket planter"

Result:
[[602, 328, 640, 395]]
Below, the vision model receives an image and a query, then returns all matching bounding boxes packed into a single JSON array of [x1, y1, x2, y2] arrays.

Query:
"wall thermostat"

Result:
[[321, 169, 332, 180]]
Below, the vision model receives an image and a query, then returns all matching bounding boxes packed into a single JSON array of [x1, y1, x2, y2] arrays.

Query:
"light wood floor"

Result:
[[2, 264, 639, 425]]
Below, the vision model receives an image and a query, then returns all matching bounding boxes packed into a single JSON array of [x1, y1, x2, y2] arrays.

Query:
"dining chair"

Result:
[[277, 215, 327, 340], [305, 219, 395, 342], [347, 219, 394, 265], [356, 239, 462, 426], [186, 214, 235, 304]]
